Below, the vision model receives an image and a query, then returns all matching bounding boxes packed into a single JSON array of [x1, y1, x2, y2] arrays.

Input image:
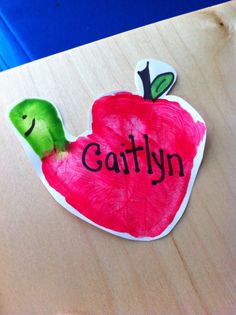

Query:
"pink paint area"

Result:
[[42, 92, 206, 238]]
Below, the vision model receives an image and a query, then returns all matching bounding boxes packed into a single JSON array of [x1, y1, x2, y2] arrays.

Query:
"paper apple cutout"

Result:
[[9, 59, 206, 241]]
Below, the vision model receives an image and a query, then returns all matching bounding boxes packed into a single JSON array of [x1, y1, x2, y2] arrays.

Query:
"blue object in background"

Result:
[[0, 0, 229, 71]]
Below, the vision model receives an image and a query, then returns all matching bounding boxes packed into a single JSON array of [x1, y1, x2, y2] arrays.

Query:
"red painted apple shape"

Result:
[[42, 92, 206, 239]]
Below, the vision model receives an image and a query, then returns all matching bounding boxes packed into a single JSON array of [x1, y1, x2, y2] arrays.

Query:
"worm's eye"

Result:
[[22, 114, 27, 119]]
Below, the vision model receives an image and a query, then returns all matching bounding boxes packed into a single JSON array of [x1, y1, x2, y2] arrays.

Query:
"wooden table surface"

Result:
[[0, 2, 236, 314]]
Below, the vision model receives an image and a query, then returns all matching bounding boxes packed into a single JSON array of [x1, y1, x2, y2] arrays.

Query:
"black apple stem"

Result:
[[137, 61, 153, 100]]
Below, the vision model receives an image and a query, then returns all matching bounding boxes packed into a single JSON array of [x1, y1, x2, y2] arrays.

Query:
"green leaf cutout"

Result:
[[151, 72, 175, 100]]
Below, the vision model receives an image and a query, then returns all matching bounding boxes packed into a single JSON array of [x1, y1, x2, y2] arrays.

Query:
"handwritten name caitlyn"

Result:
[[82, 134, 184, 186]]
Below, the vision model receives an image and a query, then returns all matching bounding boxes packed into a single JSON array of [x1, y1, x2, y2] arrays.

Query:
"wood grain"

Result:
[[0, 2, 236, 314]]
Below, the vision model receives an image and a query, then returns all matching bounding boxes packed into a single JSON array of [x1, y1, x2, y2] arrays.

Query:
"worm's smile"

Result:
[[25, 118, 35, 137]]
